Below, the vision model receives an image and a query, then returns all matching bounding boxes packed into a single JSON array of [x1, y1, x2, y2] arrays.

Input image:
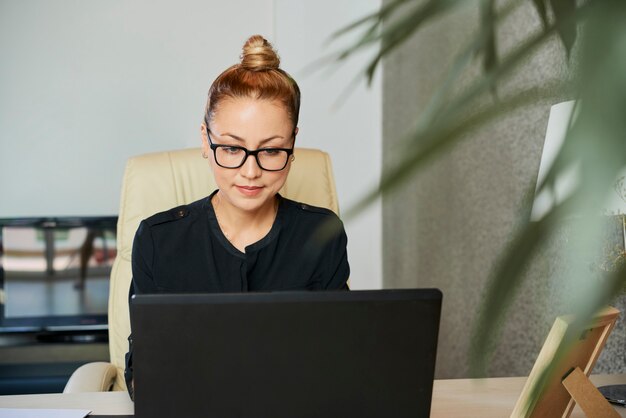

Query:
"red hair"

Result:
[[205, 35, 301, 129]]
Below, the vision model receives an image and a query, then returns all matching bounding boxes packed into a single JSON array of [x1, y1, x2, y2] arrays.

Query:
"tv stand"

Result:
[[36, 330, 108, 344], [0, 329, 109, 395]]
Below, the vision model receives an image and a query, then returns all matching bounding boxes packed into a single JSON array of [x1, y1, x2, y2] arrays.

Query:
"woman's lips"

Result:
[[236, 185, 264, 196]]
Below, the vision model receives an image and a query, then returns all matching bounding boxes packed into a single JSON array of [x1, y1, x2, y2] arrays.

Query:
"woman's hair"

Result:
[[205, 35, 301, 129]]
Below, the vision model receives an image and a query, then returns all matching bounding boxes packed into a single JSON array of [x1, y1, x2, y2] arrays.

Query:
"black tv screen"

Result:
[[0, 217, 117, 332]]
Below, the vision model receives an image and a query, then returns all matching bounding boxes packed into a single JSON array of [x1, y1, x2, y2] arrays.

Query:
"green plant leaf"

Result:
[[479, 0, 497, 72], [329, 0, 466, 85], [341, 0, 578, 218], [550, 0, 578, 58], [469, 191, 566, 376], [331, 2, 626, 408], [365, 0, 465, 84], [330, 0, 410, 39], [471, 0, 626, 381], [532, 0, 549, 27], [344, 82, 563, 220]]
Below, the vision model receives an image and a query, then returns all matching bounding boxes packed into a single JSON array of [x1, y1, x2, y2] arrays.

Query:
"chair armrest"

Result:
[[63, 361, 117, 393]]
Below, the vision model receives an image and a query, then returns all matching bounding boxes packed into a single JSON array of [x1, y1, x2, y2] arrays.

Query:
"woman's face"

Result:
[[201, 97, 297, 215]]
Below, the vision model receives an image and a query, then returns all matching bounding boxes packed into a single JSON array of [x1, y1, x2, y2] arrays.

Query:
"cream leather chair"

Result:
[[63, 147, 339, 393]]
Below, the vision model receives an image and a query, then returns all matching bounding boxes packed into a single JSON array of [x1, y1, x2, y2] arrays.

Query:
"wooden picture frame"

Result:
[[511, 306, 620, 418]]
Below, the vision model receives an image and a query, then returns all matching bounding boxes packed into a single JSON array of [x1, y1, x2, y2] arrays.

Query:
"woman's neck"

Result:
[[212, 192, 279, 251]]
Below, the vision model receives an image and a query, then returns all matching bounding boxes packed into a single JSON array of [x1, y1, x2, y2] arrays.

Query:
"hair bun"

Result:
[[240, 35, 280, 71]]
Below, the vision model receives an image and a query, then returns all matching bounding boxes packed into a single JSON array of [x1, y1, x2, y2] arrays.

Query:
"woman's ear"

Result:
[[200, 124, 210, 156]]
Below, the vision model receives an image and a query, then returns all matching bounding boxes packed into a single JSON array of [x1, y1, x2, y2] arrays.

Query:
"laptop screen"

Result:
[[130, 289, 442, 418]]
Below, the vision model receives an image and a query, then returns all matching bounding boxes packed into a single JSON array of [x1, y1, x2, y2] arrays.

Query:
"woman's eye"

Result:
[[223, 147, 242, 154], [262, 149, 281, 156]]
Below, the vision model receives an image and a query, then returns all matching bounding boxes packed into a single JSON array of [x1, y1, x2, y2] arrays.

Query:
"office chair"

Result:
[[63, 147, 339, 392]]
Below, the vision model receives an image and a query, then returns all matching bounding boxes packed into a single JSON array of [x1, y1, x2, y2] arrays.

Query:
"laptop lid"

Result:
[[130, 289, 442, 418]]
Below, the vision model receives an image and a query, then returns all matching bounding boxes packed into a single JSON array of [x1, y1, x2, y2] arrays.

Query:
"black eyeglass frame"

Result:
[[204, 123, 296, 172]]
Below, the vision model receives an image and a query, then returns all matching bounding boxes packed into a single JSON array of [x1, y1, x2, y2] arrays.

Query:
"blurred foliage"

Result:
[[595, 213, 626, 275], [334, 0, 626, 411]]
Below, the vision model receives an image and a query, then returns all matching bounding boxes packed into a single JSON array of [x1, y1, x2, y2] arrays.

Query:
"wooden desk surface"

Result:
[[432, 374, 626, 417], [0, 374, 624, 416]]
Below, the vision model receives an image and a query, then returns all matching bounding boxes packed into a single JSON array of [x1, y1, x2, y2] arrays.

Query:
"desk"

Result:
[[0, 374, 624, 416], [433, 374, 626, 417]]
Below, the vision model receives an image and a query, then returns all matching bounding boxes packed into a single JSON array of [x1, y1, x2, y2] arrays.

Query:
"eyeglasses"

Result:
[[206, 128, 294, 172]]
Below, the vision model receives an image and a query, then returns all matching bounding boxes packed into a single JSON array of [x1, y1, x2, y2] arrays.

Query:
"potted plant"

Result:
[[331, 0, 626, 409]]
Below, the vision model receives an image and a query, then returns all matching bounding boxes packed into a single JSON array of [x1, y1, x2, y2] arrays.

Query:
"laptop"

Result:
[[130, 289, 442, 418]]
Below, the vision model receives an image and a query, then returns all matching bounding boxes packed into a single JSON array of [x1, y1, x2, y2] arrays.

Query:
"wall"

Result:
[[275, 1, 382, 289], [0, 0, 382, 290], [0, 0, 273, 217], [381, 0, 580, 378]]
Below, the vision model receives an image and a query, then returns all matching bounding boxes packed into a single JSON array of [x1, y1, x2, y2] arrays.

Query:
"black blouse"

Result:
[[125, 191, 350, 397], [130, 191, 350, 294]]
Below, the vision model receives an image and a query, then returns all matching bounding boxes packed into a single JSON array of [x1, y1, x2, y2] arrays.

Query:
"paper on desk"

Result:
[[0, 408, 91, 418]]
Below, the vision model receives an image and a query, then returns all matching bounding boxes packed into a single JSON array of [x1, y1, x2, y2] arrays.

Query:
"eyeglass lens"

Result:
[[215, 147, 290, 171]]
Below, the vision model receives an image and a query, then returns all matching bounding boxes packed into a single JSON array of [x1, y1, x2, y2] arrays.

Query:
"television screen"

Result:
[[0, 217, 117, 332]]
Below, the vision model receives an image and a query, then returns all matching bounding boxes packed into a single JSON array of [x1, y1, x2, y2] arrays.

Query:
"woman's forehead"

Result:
[[210, 97, 293, 134]]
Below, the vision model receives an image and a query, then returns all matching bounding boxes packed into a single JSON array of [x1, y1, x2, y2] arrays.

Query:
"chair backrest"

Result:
[[108, 147, 339, 390]]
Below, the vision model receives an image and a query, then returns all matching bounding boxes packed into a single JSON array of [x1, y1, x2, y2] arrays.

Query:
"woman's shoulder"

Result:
[[141, 195, 210, 228], [279, 197, 345, 236], [279, 197, 347, 253], [281, 196, 340, 220]]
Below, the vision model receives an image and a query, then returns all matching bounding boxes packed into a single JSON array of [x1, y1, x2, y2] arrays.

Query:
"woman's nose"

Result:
[[240, 154, 262, 178]]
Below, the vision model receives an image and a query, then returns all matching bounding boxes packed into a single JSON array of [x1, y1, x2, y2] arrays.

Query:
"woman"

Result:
[[125, 35, 350, 397]]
